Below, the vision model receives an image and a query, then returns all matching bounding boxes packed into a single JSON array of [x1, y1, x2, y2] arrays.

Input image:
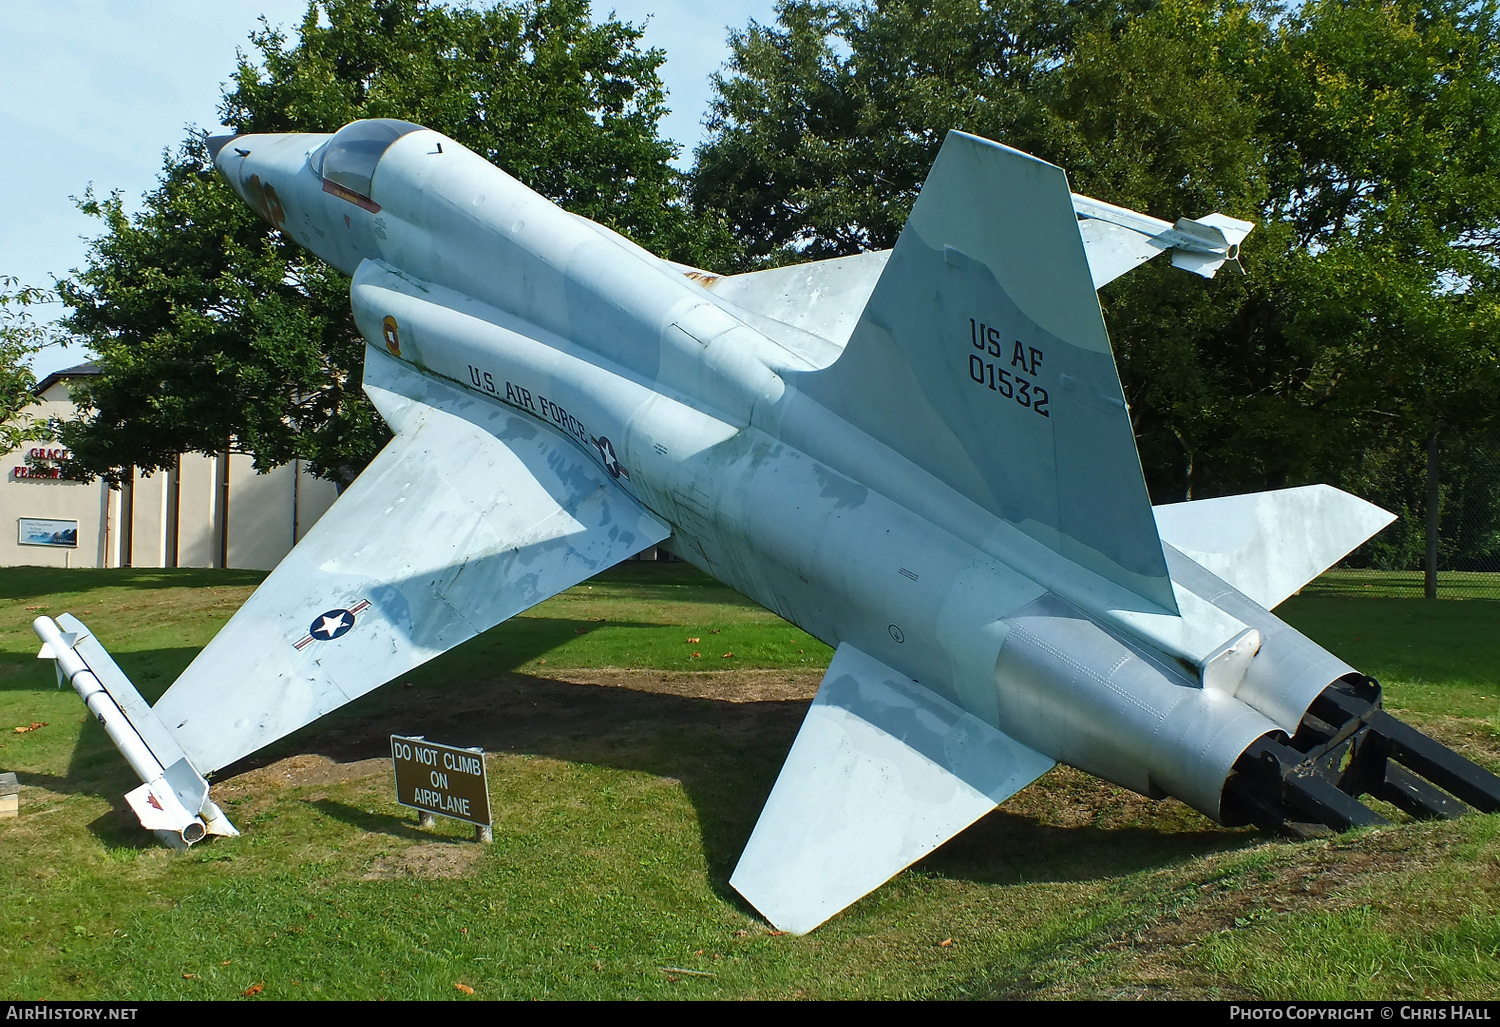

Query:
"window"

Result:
[[320, 119, 423, 203]]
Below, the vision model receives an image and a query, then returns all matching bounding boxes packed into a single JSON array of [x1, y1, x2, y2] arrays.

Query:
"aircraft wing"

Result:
[[1072, 196, 1254, 287], [150, 346, 669, 775]]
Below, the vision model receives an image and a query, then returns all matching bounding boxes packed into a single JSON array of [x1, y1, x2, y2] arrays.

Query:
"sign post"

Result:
[[390, 735, 493, 842]]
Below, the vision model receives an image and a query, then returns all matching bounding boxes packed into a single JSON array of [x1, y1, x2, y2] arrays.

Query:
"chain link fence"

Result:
[[1342, 428, 1500, 600]]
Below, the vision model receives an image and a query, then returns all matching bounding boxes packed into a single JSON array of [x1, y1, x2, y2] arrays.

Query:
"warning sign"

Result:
[[390, 735, 491, 827]]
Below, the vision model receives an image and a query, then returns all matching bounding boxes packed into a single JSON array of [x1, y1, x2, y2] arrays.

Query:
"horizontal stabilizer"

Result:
[[151, 347, 669, 774], [1154, 485, 1396, 609], [731, 644, 1054, 934], [692, 251, 890, 355]]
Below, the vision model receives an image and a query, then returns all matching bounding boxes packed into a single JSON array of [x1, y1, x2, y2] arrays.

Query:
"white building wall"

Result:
[[0, 382, 109, 568], [131, 470, 170, 569], [295, 461, 339, 544], [227, 453, 293, 570], [175, 453, 220, 568], [224, 454, 340, 570], [0, 373, 342, 570]]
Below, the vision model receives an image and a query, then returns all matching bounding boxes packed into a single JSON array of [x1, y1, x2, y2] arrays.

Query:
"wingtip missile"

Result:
[[1072, 193, 1256, 285], [34, 615, 237, 848]]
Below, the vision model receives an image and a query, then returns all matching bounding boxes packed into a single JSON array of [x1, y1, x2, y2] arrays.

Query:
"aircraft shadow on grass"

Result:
[[0, 567, 268, 602], [22, 616, 1255, 895]]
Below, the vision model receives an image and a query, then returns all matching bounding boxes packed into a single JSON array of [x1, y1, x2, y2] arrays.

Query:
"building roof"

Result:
[[32, 362, 99, 397]]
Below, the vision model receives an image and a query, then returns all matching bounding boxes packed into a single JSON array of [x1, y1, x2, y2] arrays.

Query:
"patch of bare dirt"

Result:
[[204, 665, 823, 845], [1012, 822, 1500, 1000], [1142, 824, 1500, 947], [536, 667, 823, 703], [217, 667, 822, 787], [1003, 765, 1192, 831], [1061, 822, 1500, 1000], [215, 754, 388, 796], [1411, 715, 1500, 772], [362, 841, 486, 880]]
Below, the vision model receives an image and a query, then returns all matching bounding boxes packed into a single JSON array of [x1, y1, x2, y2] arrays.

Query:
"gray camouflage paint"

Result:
[[73, 124, 1395, 933]]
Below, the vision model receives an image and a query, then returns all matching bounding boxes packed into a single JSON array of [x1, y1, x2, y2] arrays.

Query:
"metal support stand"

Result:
[[1223, 676, 1500, 836]]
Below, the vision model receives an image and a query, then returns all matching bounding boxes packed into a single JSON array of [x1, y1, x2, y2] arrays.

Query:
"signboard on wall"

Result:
[[18, 518, 77, 548], [11, 447, 74, 481]]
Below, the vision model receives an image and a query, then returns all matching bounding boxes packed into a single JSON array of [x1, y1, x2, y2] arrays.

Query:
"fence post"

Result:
[[1425, 430, 1441, 600]]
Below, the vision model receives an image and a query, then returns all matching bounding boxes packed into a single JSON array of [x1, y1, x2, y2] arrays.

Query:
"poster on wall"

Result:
[[18, 518, 78, 548]]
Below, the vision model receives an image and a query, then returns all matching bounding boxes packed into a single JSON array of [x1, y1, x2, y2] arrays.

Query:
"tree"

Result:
[[1, 277, 70, 454], [1260, 0, 1500, 591], [695, 0, 1500, 578], [1033, 0, 1277, 502], [691, 0, 1157, 262], [59, 0, 733, 485], [219, 0, 735, 258]]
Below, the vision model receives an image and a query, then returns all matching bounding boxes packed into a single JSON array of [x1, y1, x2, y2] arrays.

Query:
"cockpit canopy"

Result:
[[316, 119, 424, 202]]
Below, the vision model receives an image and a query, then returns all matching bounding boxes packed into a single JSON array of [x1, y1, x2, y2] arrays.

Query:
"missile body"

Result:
[[34, 615, 236, 846]]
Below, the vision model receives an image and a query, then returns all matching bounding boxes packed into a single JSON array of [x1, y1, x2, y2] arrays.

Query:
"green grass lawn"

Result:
[[0, 564, 1496, 999], [1286, 570, 1500, 729], [1303, 568, 1500, 602]]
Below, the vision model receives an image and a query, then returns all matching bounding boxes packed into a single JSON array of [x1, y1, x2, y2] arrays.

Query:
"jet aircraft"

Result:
[[36, 120, 1500, 934]]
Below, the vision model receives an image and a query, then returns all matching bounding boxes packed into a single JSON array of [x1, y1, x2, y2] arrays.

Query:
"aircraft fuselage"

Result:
[[214, 124, 1358, 827]]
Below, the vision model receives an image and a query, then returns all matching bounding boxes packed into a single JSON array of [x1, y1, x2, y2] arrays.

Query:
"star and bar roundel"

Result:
[[593, 435, 628, 480], [294, 598, 372, 650]]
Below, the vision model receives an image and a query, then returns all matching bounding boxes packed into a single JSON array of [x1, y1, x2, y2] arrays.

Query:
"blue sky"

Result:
[[0, 1, 778, 377]]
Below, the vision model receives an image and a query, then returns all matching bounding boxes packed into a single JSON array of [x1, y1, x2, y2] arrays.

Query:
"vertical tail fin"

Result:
[[795, 131, 1174, 611]]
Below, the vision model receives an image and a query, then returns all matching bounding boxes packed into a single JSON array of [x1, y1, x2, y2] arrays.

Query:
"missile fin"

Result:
[[1191, 211, 1255, 248], [731, 644, 1053, 934], [1170, 250, 1232, 278], [124, 780, 199, 843]]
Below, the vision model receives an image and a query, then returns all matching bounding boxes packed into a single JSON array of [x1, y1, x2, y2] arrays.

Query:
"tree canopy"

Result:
[[1, 278, 70, 455], [53, 0, 1500, 576], [693, 0, 1500, 576], [59, 0, 734, 485]]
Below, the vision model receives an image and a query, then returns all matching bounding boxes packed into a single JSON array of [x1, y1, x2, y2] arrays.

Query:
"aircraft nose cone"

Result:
[[206, 134, 244, 162]]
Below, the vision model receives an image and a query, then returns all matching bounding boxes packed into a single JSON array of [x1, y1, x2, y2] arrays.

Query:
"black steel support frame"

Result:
[[1222, 676, 1500, 837]]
